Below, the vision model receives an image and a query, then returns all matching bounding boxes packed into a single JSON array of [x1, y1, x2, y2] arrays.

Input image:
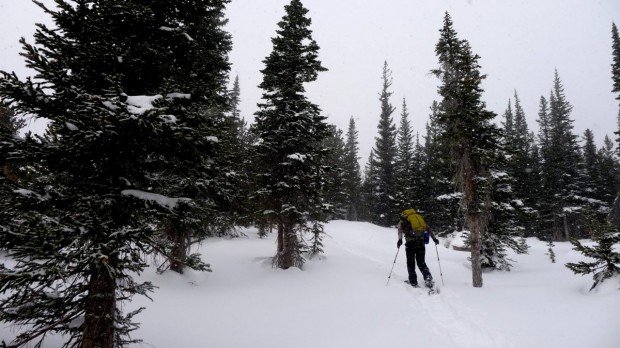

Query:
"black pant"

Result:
[[405, 239, 432, 285]]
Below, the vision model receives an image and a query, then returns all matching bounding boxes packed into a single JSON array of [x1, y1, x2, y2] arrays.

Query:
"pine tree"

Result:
[[342, 117, 362, 220], [394, 98, 417, 210], [432, 13, 500, 287], [370, 62, 398, 226], [0, 1, 232, 345], [566, 220, 620, 291], [252, 0, 328, 269]]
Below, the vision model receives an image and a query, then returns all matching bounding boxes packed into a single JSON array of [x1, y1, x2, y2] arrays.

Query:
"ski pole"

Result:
[[434, 243, 444, 286], [386, 246, 401, 286]]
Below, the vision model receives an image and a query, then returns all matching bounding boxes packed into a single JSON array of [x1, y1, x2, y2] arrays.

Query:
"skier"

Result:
[[397, 208, 439, 288]]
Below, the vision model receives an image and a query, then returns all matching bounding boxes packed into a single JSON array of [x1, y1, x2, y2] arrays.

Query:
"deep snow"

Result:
[[2, 220, 619, 347]]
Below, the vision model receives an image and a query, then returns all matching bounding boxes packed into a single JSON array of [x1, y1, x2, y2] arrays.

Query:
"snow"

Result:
[[287, 153, 307, 161], [65, 122, 78, 131], [206, 136, 219, 143], [121, 190, 191, 210], [125, 95, 163, 115], [1, 221, 619, 347], [165, 93, 191, 100]]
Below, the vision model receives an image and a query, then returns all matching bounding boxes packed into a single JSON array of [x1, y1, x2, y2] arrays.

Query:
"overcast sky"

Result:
[[1, 0, 619, 163]]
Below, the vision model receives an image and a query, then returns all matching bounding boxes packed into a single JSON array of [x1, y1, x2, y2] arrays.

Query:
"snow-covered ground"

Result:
[[2, 220, 619, 347]]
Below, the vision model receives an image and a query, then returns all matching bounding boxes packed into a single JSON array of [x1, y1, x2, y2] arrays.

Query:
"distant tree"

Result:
[[369, 62, 398, 226], [322, 125, 348, 220], [342, 117, 362, 220], [253, 0, 329, 269], [432, 13, 500, 287], [359, 150, 376, 221], [612, 23, 620, 108], [420, 101, 460, 234], [394, 98, 417, 210]]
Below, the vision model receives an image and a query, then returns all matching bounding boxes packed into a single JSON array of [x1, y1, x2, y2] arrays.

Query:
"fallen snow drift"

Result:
[[1, 221, 619, 347]]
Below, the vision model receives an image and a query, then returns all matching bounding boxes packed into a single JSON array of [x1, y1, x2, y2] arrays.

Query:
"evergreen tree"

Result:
[[359, 150, 376, 222], [597, 136, 619, 205], [252, 0, 328, 269], [612, 23, 620, 108], [370, 62, 398, 226], [0, 1, 232, 345], [536, 95, 555, 241], [420, 101, 460, 234], [566, 220, 620, 291], [504, 92, 537, 235], [432, 13, 500, 287], [342, 117, 362, 220], [482, 131, 529, 271], [546, 70, 585, 240], [322, 125, 348, 220], [394, 98, 417, 210]]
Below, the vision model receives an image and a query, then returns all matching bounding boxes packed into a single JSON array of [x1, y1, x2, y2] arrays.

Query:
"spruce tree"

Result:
[[0, 0, 232, 345], [253, 0, 328, 269], [342, 117, 362, 220], [432, 13, 500, 287], [370, 62, 398, 226]]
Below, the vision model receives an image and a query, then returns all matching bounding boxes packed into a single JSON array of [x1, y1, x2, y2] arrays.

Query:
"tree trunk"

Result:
[[469, 214, 483, 288], [165, 221, 187, 274], [81, 266, 116, 348], [275, 216, 298, 269]]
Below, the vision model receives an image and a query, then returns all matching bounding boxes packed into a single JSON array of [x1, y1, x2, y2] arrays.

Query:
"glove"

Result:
[[432, 237, 439, 245], [397, 239, 403, 248]]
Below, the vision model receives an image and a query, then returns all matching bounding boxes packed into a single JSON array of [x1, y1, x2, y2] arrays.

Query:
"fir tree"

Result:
[[432, 13, 500, 287], [342, 117, 362, 220], [252, 0, 328, 269], [0, 0, 232, 345], [370, 62, 398, 226]]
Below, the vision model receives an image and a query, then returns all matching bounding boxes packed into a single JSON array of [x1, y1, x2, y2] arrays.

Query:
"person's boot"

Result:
[[405, 280, 419, 287], [424, 276, 434, 288]]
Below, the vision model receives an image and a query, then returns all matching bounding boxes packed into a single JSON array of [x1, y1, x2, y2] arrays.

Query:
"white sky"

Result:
[[2, 0, 619, 163]]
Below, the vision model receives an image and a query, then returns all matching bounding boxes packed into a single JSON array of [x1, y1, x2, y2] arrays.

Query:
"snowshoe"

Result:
[[404, 280, 419, 288], [424, 279, 440, 295]]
